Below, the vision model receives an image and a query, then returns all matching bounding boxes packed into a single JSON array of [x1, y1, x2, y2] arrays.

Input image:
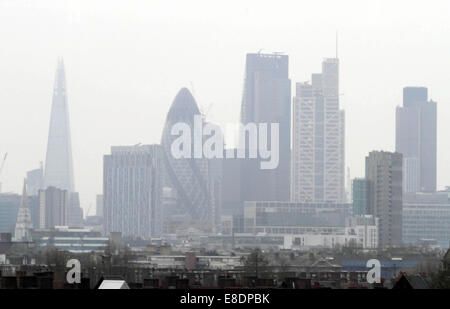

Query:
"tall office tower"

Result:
[[291, 58, 345, 203], [26, 163, 44, 196], [366, 151, 403, 247], [39, 186, 69, 229], [14, 180, 33, 240], [96, 194, 104, 217], [103, 145, 163, 238], [161, 88, 216, 232], [239, 53, 291, 203], [44, 59, 75, 192], [396, 87, 437, 193]]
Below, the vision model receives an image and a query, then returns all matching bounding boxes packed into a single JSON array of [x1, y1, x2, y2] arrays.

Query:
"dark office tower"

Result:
[[396, 87, 437, 193], [44, 59, 75, 192], [161, 88, 216, 232], [103, 145, 163, 238], [291, 58, 345, 203], [366, 151, 403, 247], [240, 53, 291, 202]]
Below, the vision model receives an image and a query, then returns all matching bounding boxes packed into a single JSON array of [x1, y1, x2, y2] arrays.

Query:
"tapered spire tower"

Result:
[[44, 58, 75, 192], [14, 179, 33, 240]]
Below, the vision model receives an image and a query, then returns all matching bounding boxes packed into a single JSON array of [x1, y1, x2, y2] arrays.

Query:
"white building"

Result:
[[14, 180, 33, 241], [291, 58, 345, 204], [103, 145, 163, 238]]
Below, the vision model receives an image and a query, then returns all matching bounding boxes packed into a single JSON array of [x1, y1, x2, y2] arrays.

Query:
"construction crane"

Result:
[[0, 153, 8, 193]]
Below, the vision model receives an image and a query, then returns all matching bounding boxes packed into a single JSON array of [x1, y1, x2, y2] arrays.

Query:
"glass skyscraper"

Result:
[[396, 87, 437, 193], [240, 53, 291, 203], [44, 59, 75, 192]]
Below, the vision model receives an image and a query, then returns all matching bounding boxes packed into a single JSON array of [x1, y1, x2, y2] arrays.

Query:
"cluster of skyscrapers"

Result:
[[352, 86, 445, 247], [102, 52, 352, 246], [1, 50, 448, 250], [1, 59, 83, 241]]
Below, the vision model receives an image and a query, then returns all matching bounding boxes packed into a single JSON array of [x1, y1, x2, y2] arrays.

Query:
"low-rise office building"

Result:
[[241, 201, 377, 249], [403, 192, 450, 247], [31, 226, 109, 253]]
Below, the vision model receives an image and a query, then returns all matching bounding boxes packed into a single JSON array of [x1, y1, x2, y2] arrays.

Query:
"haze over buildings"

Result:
[[1, 1, 450, 212], [0, 1, 449, 252]]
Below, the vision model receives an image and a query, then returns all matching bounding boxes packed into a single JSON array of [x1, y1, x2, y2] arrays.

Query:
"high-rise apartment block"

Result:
[[38, 186, 69, 229], [365, 151, 403, 247], [103, 144, 163, 238]]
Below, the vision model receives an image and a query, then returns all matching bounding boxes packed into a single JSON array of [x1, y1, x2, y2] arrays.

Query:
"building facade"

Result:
[[291, 58, 345, 204], [366, 151, 403, 247], [39, 186, 69, 229], [31, 226, 109, 253], [403, 192, 450, 247], [103, 144, 163, 238], [0, 194, 20, 234], [96, 194, 103, 217], [26, 163, 44, 196], [242, 201, 377, 249], [66, 192, 83, 227], [352, 178, 370, 215], [396, 87, 437, 193], [240, 53, 291, 203]]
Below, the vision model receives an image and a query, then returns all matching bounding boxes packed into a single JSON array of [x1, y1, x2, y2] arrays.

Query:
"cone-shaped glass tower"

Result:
[[161, 88, 212, 226], [44, 59, 75, 192]]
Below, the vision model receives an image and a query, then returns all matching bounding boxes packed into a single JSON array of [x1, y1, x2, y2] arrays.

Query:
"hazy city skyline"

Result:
[[1, 0, 450, 213]]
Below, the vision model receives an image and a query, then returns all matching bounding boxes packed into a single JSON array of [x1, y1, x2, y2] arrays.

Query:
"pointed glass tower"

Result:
[[14, 179, 33, 240], [44, 59, 75, 192]]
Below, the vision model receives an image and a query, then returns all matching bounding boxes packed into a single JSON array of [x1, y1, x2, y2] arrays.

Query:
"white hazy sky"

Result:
[[0, 0, 449, 215]]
